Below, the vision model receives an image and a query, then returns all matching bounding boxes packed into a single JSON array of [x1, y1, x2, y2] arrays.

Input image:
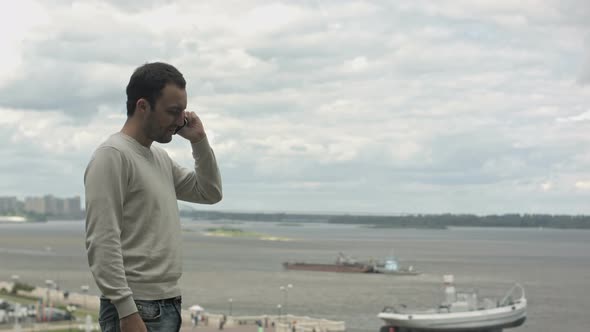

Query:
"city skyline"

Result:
[[1, 1, 590, 215], [2, 192, 590, 217], [0, 194, 81, 217]]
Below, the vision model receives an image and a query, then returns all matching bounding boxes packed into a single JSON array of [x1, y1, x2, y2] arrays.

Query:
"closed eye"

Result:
[[167, 108, 184, 116]]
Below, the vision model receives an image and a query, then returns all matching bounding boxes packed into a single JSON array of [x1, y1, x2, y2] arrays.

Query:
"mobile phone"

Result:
[[174, 118, 188, 134]]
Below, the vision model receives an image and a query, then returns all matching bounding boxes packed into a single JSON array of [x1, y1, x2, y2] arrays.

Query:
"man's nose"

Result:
[[176, 111, 186, 126]]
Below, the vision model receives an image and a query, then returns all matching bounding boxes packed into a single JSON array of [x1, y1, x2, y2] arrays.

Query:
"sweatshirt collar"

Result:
[[116, 132, 153, 159]]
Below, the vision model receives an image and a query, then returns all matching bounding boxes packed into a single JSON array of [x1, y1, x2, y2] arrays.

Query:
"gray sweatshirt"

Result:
[[84, 132, 222, 319]]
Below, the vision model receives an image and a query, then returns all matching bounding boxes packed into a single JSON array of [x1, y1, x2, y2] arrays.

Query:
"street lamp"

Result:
[[279, 284, 293, 318], [13, 302, 22, 331], [277, 304, 282, 321], [80, 285, 89, 309], [80, 285, 92, 328], [228, 298, 233, 316], [45, 280, 54, 322]]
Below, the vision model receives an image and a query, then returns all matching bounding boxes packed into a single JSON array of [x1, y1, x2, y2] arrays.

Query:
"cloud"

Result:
[[342, 56, 370, 73], [581, 65, 590, 84], [1, 0, 590, 214], [0, 2, 165, 118], [557, 110, 590, 123], [575, 181, 590, 190], [581, 36, 590, 84], [0, 1, 49, 86]]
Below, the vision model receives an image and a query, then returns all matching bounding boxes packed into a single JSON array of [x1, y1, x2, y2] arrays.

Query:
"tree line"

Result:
[[179, 210, 590, 229]]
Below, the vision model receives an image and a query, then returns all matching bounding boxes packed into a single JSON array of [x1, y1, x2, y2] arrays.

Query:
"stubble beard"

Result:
[[145, 115, 173, 144]]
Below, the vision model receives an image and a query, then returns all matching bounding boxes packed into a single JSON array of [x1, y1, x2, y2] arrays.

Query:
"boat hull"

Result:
[[283, 262, 373, 273], [373, 268, 421, 276], [380, 317, 525, 332], [378, 299, 527, 331]]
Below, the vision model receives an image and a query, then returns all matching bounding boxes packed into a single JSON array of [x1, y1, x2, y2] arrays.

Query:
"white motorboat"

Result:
[[378, 276, 527, 332]]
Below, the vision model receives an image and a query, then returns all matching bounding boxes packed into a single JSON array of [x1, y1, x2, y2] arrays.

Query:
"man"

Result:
[[84, 62, 222, 332]]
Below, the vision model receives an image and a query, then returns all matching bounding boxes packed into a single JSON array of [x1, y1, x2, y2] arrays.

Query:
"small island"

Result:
[[203, 227, 291, 241], [0, 212, 48, 223]]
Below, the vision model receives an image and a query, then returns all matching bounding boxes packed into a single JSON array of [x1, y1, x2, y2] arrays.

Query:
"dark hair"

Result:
[[126, 62, 186, 116]]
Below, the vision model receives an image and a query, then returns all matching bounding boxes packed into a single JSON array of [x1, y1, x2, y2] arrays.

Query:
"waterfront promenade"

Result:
[[0, 280, 345, 332]]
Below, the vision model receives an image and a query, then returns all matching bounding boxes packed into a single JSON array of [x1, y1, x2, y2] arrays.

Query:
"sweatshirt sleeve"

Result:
[[84, 147, 137, 319], [172, 136, 223, 204]]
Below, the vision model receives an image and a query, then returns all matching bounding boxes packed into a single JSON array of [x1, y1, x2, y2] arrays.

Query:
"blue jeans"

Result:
[[99, 296, 182, 332]]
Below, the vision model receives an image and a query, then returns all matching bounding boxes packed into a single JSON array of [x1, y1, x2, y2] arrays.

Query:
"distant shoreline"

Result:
[[4, 211, 590, 230], [180, 211, 590, 230]]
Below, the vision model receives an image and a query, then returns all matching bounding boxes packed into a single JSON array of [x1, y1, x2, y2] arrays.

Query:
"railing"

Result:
[[187, 313, 345, 332], [499, 283, 525, 306]]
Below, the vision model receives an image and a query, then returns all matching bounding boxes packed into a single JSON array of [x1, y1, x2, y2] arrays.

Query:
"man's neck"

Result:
[[121, 120, 152, 147]]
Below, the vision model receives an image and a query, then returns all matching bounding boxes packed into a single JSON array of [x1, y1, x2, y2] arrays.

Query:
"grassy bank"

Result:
[[204, 227, 291, 241]]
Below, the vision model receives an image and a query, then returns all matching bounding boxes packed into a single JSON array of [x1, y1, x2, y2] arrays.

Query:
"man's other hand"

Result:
[[120, 312, 148, 332]]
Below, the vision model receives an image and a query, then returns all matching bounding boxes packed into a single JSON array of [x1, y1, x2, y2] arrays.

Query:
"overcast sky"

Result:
[[1, 0, 589, 215]]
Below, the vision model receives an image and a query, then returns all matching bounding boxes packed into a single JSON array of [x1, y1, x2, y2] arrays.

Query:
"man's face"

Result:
[[144, 84, 187, 144]]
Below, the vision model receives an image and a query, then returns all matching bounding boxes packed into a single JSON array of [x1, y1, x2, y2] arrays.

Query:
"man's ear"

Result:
[[136, 99, 150, 114]]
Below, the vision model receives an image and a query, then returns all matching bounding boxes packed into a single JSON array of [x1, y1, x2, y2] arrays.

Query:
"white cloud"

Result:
[[0, 107, 121, 155], [557, 110, 590, 123], [482, 157, 527, 178], [234, 3, 307, 37], [580, 44, 590, 84], [389, 141, 429, 164], [398, 0, 560, 25], [541, 182, 553, 191], [491, 15, 529, 28], [316, 99, 365, 116], [575, 181, 590, 190], [0, 0, 49, 87], [342, 56, 369, 72]]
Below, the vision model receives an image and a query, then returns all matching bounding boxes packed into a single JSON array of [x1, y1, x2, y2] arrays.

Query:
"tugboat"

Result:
[[378, 275, 527, 332], [372, 257, 421, 276]]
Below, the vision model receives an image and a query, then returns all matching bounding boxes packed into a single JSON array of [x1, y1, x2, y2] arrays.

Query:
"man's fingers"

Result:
[[187, 111, 201, 126]]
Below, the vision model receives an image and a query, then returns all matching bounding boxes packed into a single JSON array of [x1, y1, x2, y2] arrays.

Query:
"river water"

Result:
[[0, 220, 588, 331]]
